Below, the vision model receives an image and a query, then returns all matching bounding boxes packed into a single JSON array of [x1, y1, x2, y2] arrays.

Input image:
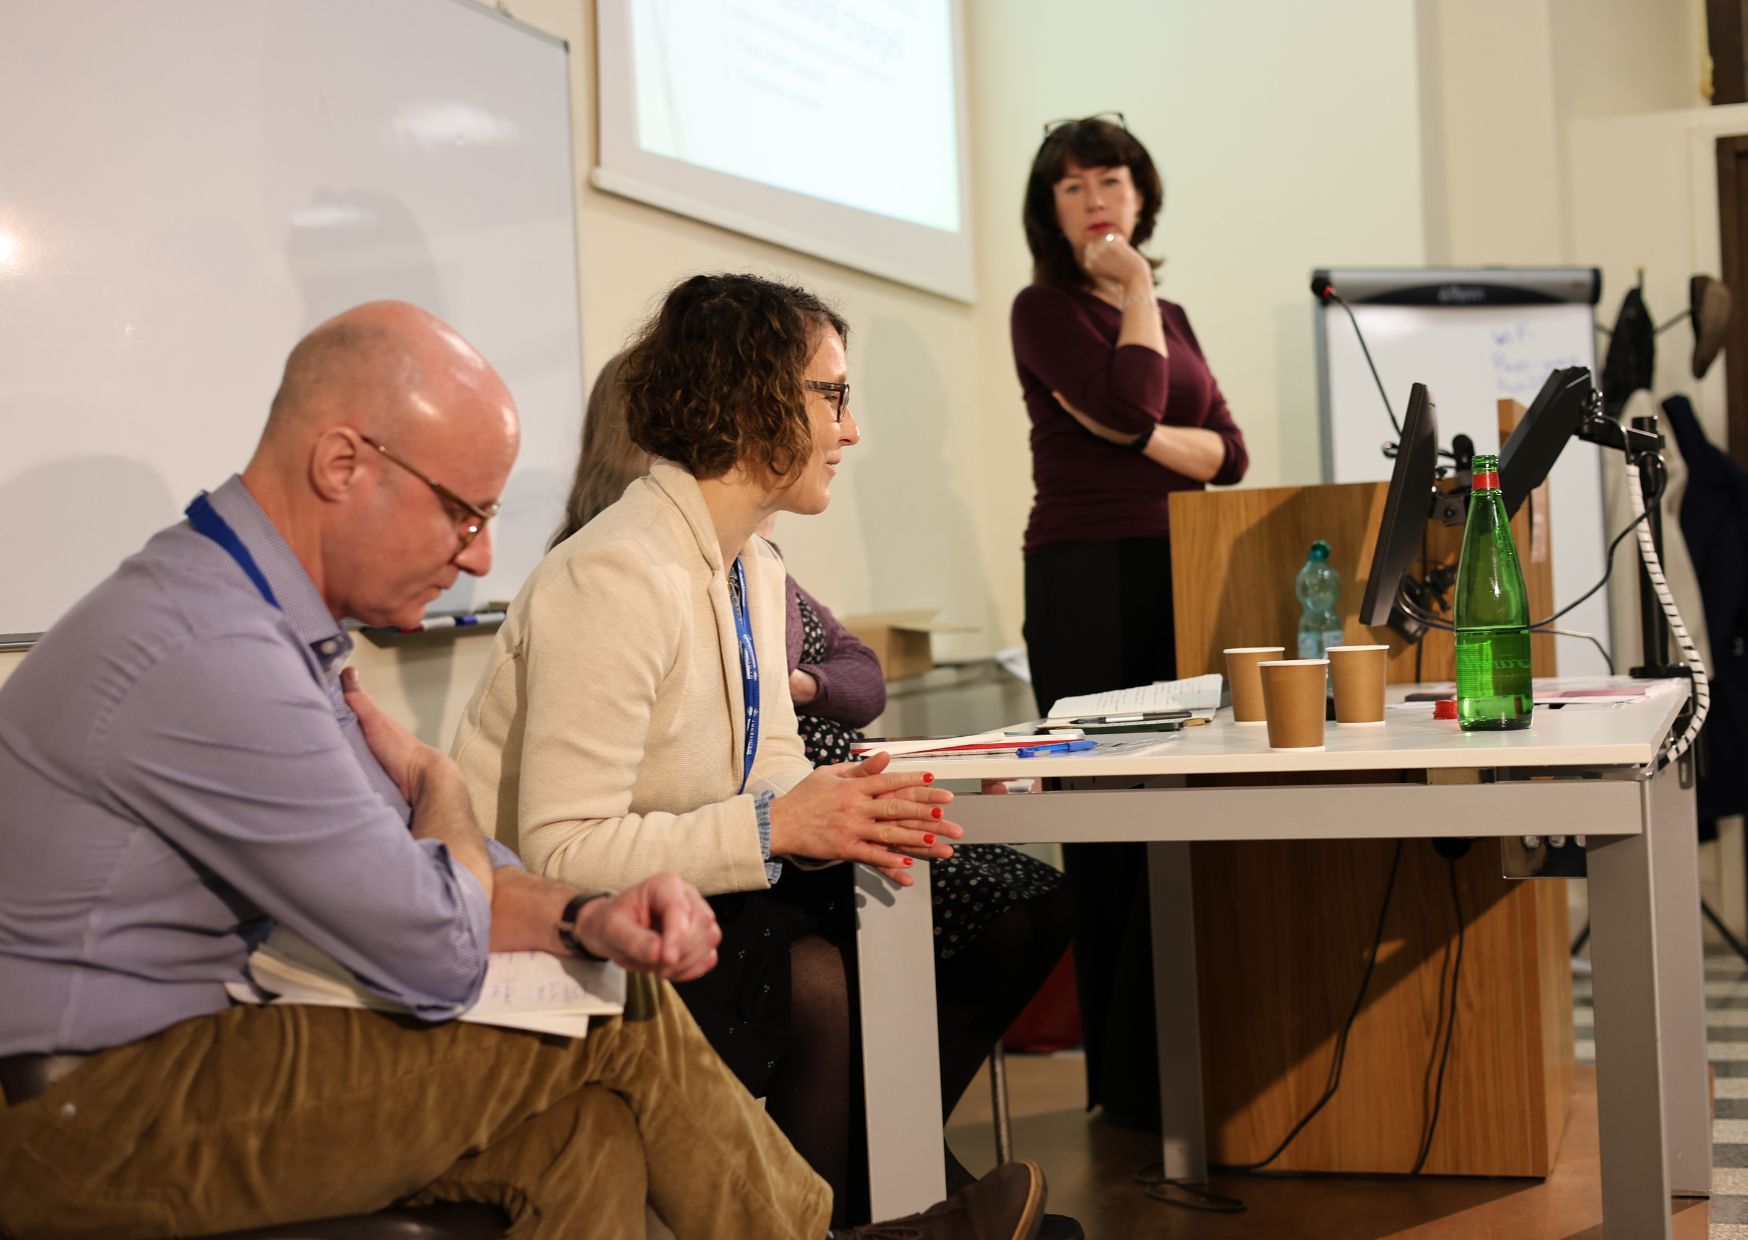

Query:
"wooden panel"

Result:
[[1168, 475, 1556, 686], [1169, 480, 1571, 1176], [1190, 838, 1569, 1176]]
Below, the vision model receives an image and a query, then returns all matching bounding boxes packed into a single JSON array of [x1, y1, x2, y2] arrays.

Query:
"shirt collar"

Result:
[[204, 475, 352, 670]]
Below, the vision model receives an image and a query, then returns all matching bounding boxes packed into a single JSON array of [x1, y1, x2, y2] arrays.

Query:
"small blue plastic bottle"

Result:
[[1295, 540, 1343, 659]]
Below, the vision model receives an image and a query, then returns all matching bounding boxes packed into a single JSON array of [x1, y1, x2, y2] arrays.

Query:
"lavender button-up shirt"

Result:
[[0, 476, 516, 1056]]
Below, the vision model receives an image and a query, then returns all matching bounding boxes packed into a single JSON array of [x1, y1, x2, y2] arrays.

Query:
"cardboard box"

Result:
[[839, 610, 975, 681]]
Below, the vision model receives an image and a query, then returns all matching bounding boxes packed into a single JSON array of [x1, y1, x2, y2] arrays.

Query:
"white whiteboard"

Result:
[[1317, 296, 1611, 675], [0, 0, 584, 637]]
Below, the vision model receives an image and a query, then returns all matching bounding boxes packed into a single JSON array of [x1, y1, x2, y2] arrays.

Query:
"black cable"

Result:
[[1527, 506, 1654, 628], [1326, 290, 1401, 439], [1410, 855, 1464, 1174], [1537, 627, 1616, 675], [1399, 492, 1656, 640], [1138, 842, 1408, 1213], [1212, 841, 1406, 1175], [1143, 844, 1465, 1213], [1131, 1165, 1245, 1213]]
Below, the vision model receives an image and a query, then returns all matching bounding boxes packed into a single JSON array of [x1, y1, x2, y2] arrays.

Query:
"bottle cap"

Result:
[[1309, 539, 1331, 560], [1433, 699, 1457, 720]]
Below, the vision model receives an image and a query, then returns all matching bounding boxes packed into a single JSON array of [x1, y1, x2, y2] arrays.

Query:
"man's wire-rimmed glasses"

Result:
[[804, 380, 852, 424], [360, 434, 500, 552]]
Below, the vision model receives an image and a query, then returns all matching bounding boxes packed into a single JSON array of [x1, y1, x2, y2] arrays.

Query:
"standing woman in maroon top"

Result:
[[1012, 114, 1249, 1128]]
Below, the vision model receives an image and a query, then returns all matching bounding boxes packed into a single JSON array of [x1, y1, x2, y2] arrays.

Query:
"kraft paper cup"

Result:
[[1327, 644, 1389, 726], [1259, 659, 1328, 750], [1225, 646, 1286, 725]]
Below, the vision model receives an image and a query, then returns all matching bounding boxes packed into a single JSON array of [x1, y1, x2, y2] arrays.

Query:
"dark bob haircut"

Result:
[[1021, 116, 1164, 291], [620, 273, 848, 483]]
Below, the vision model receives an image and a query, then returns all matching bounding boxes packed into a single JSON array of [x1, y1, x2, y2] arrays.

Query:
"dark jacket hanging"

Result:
[[1665, 394, 1748, 824]]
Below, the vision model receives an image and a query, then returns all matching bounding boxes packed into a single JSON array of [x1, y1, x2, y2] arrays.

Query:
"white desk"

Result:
[[855, 679, 1706, 1239]]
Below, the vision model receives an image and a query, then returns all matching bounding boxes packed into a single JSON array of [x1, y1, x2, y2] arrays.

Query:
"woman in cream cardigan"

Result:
[[453, 274, 956, 1225]]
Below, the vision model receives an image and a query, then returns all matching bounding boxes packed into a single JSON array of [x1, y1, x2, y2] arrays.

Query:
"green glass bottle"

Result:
[[1453, 454, 1533, 730]]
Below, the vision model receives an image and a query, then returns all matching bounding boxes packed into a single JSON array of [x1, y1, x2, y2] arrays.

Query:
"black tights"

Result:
[[935, 877, 1074, 1185], [763, 881, 1074, 1224], [764, 933, 859, 1226]]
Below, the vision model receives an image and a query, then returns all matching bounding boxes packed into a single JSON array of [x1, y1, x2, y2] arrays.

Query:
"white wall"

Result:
[[1570, 103, 1747, 448], [0, 0, 1719, 742]]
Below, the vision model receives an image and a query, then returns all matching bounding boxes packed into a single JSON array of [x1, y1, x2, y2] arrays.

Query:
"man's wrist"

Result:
[[558, 890, 615, 960], [1128, 426, 1154, 453], [403, 746, 455, 804]]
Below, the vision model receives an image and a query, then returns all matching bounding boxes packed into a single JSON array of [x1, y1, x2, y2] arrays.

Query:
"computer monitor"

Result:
[[1360, 382, 1439, 637], [1499, 366, 1594, 519]]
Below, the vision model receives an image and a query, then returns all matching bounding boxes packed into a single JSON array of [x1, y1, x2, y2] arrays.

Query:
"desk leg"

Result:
[[856, 863, 944, 1219], [1588, 828, 1674, 1239], [1148, 841, 1208, 1183], [1649, 759, 1711, 1196]]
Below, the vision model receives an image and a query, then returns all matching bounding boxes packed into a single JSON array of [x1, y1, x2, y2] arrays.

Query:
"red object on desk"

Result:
[[1433, 698, 1458, 720]]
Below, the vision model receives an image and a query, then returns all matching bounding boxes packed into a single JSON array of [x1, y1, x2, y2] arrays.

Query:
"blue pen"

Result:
[[1015, 739, 1098, 758]]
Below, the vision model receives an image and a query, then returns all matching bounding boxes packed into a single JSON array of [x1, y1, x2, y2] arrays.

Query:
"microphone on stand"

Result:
[[1312, 274, 1402, 441]]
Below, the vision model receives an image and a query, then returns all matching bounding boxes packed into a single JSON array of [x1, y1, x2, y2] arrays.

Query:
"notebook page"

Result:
[[1047, 674, 1224, 721]]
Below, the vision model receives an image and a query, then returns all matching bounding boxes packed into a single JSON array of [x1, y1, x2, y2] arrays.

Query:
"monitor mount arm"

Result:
[[1385, 432, 1475, 641], [1574, 401, 1685, 679]]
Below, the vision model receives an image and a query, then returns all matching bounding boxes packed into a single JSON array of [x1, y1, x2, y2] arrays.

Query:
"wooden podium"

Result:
[[1165, 408, 1574, 1176]]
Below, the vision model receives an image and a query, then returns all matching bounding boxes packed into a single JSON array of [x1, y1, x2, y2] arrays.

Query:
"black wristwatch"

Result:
[[557, 890, 614, 961], [1128, 427, 1153, 453]]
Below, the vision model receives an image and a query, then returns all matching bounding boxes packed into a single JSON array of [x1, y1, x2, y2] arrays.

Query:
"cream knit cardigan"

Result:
[[452, 461, 813, 896]]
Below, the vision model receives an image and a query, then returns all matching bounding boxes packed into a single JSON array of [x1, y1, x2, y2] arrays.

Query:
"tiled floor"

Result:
[[1575, 941, 1748, 1239]]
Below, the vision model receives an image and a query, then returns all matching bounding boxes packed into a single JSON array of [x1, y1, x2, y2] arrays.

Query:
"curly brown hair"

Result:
[[1022, 116, 1164, 291], [549, 352, 652, 549], [619, 273, 848, 483]]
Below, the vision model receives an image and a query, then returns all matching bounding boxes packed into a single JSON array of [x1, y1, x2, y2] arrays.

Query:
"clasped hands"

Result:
[[767, 749, 961, 887]]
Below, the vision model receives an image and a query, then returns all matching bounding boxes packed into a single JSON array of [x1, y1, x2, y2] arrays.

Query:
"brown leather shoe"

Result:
[[834, 1160, 1046, 1240]]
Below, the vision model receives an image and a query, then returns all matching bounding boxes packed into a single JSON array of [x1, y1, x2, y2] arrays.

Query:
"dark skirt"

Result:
[[672, 862, 854, 1098], [671, 843, 1065, 1098], [1024, 536, 1175, 1128]]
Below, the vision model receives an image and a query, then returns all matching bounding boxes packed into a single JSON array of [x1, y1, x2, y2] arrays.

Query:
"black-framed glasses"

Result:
[[804, 380, 852, 424], [1042, 111, 1127, 138], [360, 434, 501, 552]]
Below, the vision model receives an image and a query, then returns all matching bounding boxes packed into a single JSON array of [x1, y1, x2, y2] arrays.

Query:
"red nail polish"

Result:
[[922, 772, 935, 784], [923, 833, 936, 845], [902, 857, 914, 867], [931, 807, 943, 820]]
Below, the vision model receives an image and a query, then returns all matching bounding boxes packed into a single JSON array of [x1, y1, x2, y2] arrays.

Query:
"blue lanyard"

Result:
[[186, 493, 280, 610], [728, 557, 760, 794]]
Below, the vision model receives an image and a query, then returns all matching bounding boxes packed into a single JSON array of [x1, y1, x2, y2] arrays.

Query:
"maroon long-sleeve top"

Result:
[[783, 576, 887, 728], [1012, 283, 1249, 558]]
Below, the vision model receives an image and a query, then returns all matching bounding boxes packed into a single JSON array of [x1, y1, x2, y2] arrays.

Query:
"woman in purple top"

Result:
[[1012, 114, 1249, 1128]]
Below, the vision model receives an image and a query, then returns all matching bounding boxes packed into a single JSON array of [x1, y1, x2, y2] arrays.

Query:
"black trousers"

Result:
[[1024, 537, 1175, 1129]]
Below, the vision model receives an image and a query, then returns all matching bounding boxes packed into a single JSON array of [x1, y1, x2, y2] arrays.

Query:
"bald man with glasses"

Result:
[[0, 302, 1046, 1240]]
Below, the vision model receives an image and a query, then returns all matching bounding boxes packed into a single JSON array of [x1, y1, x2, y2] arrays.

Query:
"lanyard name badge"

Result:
[[186, 493, 281, 609], [729, 557, 760, 794]]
